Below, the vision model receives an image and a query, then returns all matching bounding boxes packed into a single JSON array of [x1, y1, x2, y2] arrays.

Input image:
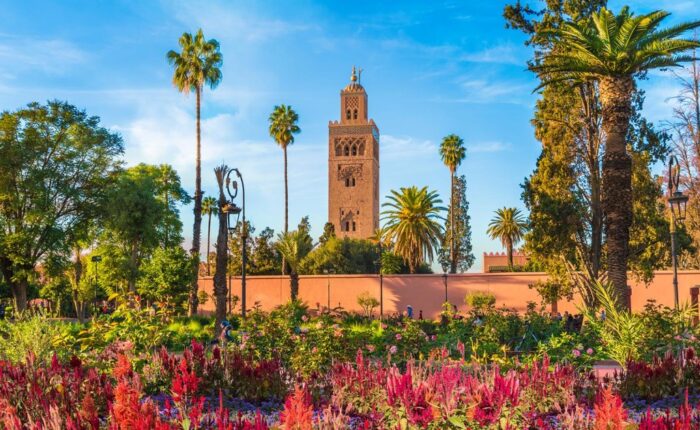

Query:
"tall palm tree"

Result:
[[268, 105, 301, 234], [201, 196, 218, 276], [275, 230, 313, 300], [533, 7, 700, 308], [381, 186, 445, 273], [167, 29, 223, 316], [487, 207, 527, 271], [213, 165, 230, 335], [439, 134, 466, 274]]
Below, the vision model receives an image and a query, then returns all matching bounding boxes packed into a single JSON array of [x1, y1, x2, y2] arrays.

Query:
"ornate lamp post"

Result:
[[668, 155, 689, 309], [225, 168, 247, 319]]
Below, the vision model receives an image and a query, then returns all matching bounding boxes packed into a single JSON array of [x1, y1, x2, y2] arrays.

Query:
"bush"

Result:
[[0, 314, 72, 364], [357, 291, 379, 317], [465, 291, 496, 312]]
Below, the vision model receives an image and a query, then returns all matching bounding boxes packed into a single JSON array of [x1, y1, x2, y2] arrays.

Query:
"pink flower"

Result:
[[587, 348, 594, 355], [395, 334, 402, 341], [389, 345, 398, 354], [311, 347, 318, 354], [572, 349, 581, 358], [301, 315, 308, 322], [431, 335, 437, 341], [366, 345, 376, 353]]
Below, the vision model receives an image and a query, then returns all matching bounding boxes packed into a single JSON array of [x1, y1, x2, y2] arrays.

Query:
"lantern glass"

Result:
[[669, 192, 689, 222]]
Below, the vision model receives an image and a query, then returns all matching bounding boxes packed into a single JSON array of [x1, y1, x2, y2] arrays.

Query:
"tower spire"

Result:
[[351, 65, 357, 82]]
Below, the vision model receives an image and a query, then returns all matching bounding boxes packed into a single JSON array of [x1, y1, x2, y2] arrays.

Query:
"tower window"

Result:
[[352, 221, 356, 231], [346, 110, 351, 120], [344, 145, 349, 156], [345, 178, 350, 187], [345, 221, 350, 231], [351, 177, 356, 186], [353, 109, 358, 120], [351, 145, 357, 156]]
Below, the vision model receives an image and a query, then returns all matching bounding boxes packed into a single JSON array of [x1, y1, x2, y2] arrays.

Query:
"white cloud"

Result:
[[381, 134, 436, 160], [454, 78, 534, 104], [469, 141, 510, 153], [461, 43, 526, 66], [0, 35, 86, 77]]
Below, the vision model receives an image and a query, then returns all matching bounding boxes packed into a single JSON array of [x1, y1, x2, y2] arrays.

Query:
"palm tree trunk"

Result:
[[189, 85, 203, 316], [290, 272, 299, 301], [282, 145, 289, 275], [207, 213, 212, 276], [507, 238, 514, 270], [450, 171, 457, 274], [213, 195, 229, 337], [600, 76, 634, 310]]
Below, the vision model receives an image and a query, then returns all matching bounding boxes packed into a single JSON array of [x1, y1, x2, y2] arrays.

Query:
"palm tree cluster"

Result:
[[487, 208, 528, 271]]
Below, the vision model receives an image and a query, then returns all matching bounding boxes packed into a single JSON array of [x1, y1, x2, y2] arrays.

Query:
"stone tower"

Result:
[[328, 66, 380, 239]]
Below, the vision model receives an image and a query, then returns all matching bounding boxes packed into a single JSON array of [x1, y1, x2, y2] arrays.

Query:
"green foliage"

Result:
[[356, 291, 380, 317], [0, 314, 74, 364], [137, 246, 193, 310], [464, 291, 496, 312], [381, 186, 445, 273], [0, 101, 123, 311], [167, 29, 223, 94], [268, 104, 301, 149], [486, 207, 527, 270], [582, 281, 645, 366], [301, 237, 379, 274], [529, 279, 573, 307], [438, 175, 475, 273]]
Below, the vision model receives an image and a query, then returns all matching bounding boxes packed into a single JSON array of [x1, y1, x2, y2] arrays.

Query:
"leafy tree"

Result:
[[486, 208, 528, 270], [381, 186, 445, 273], [268, 105, 301, 235], [138, 246, 193, 312], [167, 28, 223, 316], [531, 6, 700, 308], [438, 175, 475, 273], [250, 227, 281, 275], [319, 222, 336, 245], [276, 229, 313, 300], [0, 101, 123, 312], [99, 167, 165, 298], [202, 196, 218, 276], [227, 220, 255, 276], [438, 134, 466, 274], [301, 237, 379, 274]]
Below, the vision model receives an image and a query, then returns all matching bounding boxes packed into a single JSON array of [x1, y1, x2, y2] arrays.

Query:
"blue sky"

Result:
[[1, 0, 698, 271]]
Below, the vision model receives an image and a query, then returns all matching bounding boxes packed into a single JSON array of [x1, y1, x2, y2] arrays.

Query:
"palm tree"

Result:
[[533, 7, 700, 308], [268, 105, 301, 234], [381, 186, 445, 273], [202, 196, 218, 276], [439, 134, 466, 274], [167, 29, 223, 316], [212, 165, 230, 334], [275, 230, 313, 300], [486, 207, 527, 271]]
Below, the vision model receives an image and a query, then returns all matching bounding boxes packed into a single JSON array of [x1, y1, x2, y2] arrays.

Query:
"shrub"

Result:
[[465, 291, 496, 312], [356, 291, 379, 318], [0, 314, 71, 363]]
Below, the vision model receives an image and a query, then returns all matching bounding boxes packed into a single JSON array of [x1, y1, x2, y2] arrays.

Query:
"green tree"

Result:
[[99, 167, 165, 298], [438, 134, 466, 274], [268, 105, 301, 234], [202, 196, 218, 276], [138, 246, 193, 312], [167, 28, 223, 316], [250, 227, 281, 275], [275, 229, 313, 300], [486, 207, 528, 270], [301, 237, 380, 274], [0, 101, 123, 312], [319, 222, 336, 245], [438, 175, 475, 273], [381, 186, 445, 273], [532, 7, 700, 307], [227, 220, 255, 276]]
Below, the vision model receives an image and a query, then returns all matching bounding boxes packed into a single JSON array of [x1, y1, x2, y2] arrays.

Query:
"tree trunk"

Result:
[[507, 238, 514, 270], [600, 76, 634, 310], [189, 86, 203, 316], [71, 248, 86, 323], [207, 213, 212, 276], [128, 243, 139, 296], [282, 145, 289, 276], [0, 257, 28, 314], [290, 272, 299, 301], [450, 171, 457, 274], [213, 190, 229, 337]]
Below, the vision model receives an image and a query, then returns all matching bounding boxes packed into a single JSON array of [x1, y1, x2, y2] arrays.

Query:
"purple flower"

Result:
[[586, 348, 594, 355], [395, 333, 402, 341], [389, 345, 398, 354], [572, 349, 581, 358]]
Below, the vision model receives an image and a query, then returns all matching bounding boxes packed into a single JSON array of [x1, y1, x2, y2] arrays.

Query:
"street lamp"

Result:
[[91, 255, 102, 317], [668, 155, 689, 309], [377, 238, 384, 319], [225, 168, 247, 319]]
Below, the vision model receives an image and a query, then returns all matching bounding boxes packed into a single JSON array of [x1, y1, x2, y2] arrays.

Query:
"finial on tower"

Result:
[[351, 65, 357, 82]]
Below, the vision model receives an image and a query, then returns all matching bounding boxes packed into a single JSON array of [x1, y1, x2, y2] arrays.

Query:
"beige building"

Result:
[[328, 67, 380, 238]]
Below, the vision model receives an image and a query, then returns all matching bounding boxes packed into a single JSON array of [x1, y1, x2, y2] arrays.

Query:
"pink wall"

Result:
[[197, 271, 700, 318]]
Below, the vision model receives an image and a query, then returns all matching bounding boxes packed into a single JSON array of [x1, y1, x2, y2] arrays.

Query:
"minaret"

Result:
[[328, 67, 380, 239]]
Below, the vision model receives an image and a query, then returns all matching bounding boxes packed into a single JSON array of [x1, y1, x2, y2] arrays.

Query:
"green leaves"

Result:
[[167, 29, 223, 93], [268, 104, 301, 148]]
